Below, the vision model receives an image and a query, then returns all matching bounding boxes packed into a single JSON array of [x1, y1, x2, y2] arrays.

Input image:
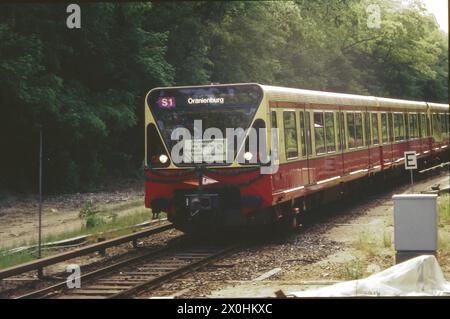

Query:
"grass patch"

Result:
[[438, 194, 450, 227], [0, 205, 165, 269], [353, 231, 380, 257], [338, 258, 365, 280], [97, 199, 144, 216], [0, 250, 36, 269], [82, 207, 157, 239], [383, 228, 392, 248], [438, 230, 450, 252], [437, 194, 450, 252], [0, 249, 56, 270]]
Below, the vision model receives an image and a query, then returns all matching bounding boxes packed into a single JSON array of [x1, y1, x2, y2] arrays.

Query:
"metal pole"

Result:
[[38, 128, 42, 259], [410, 170, 414, 193]]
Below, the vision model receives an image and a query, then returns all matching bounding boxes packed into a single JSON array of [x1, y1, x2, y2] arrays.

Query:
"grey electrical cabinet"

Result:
[[393, 194, 438, 262]]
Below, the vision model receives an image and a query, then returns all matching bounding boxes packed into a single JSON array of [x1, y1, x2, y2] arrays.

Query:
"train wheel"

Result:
[[290, 214, 300, 230], [277, 210, 300, 232]]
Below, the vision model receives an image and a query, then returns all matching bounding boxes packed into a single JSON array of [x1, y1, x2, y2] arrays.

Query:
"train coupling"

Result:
[[185, 193, 220, 217]]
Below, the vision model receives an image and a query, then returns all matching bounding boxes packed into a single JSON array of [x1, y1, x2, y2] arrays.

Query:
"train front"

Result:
[[144, 84, 275, 232]]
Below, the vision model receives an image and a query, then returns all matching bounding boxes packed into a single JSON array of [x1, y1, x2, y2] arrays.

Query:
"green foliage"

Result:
[[1, 206, 156, 269], [438, 194, 450, 226], [339, 258, 366, 280], [0, 1, 447, 193], [79, 200, 103, 229]]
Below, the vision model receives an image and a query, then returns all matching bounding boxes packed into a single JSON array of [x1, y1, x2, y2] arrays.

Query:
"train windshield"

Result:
[[148, 84, 263, 165]]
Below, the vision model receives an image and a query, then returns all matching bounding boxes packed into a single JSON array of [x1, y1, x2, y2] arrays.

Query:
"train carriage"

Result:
[[144, 83, 449, 232]]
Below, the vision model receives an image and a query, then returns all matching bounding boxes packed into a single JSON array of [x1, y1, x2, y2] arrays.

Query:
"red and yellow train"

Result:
[[144, 84, 449, 232]]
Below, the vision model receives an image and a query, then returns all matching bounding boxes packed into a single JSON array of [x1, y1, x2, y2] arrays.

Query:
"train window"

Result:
[[147, 123, 170, 168], [305, 111, 312, 156], [444, 114, 450, 133], [253, 119, 267, 163], [336, 111, 344, 151], [441, 113, 447, 137], [393, 114, 399, 141], [412, 113, 419, 138], [443, 114, 446, 134], [299, 111, 306, 157], [355, 113, 363, 147], [404, 115, 408, 138], [314, 112, 326, 154], [381, 113, 388, 143], [346, 113, 355, 149], [431, 113, 435, 136], [283, 111, 298, 159], [445, 113, 449, 138], [432, 113, 440, 140], [325, 112, 336, 153], [401, 113, 406, 140], [371, 113, 379, 145], [364, 112, 370, 146], [408, 113, 416, 139], [442, 113, 448, 138], [420, 113, 427, 137], [388, 113, 394, 142], [418, 113, 422, 138], [403, 113, 407, 139], [271, 111, 277, 128], [415, 114, 419, 138], [405, 114, 410, 139], [419, 113, 427, 137], [408, 114, 412, 138]]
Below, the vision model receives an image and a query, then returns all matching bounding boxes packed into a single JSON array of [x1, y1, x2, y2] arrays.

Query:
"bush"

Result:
[[79, 200, 103, 229]]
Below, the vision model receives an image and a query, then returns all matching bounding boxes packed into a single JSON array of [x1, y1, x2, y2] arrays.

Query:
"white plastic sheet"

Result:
[[290, 255, 450, 297]]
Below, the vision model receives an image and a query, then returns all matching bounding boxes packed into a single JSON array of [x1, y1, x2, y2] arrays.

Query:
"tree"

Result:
[[0, 1, 447, 194]]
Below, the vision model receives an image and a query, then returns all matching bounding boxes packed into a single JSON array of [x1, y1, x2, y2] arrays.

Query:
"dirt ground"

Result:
[[205, 172, 450, 298], [0, 180, 145, 248], [0, 172, 448, 298]]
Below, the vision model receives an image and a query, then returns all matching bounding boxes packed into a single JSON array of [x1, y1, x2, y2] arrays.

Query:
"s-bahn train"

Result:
[[144, 83, 449, 232]]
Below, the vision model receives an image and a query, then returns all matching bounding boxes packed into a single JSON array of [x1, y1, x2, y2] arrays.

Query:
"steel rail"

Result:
[[108, 245, 237, 299], [18, 241, 236, 299], [0, 223, 173, 280], [15, 236, 188, 299]]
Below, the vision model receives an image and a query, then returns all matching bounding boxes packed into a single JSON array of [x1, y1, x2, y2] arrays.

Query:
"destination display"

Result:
[[148, 85, 262, 110], [183, 138, 227, 163]]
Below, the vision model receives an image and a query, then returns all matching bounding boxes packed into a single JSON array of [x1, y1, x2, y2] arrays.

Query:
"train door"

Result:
[[387, 112, 394, 167], [337, 107, 345, 177], [301, 106, 313, 185], [364, 109, 371, 170], [432, 112, 441, 151], [427, 109, 433, 156], [299, 108, 311, 185], [369, 111, 382, 171], [342, 110, 365, 174], [380, 112, 390, 168], [418, 113, 423, 154]]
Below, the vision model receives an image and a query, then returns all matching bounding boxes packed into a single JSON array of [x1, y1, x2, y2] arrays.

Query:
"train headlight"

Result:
[[244, 152, 253, 161], [159, 154, 168, 164]]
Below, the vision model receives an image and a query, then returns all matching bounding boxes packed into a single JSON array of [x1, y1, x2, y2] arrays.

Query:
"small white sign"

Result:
[[202, 176, 218, 185], [404, 151, 417, 170], [183, 138, 227, 163]]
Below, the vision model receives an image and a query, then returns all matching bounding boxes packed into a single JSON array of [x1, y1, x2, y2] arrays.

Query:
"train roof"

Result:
[[261, 85, 449, 111], [147, 83, 449, 111], [427, 102, 450, 112]]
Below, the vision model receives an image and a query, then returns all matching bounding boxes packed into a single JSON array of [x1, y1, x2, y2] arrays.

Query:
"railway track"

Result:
[[0, 222, 174, 282], [17, 238, 236, 299]]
